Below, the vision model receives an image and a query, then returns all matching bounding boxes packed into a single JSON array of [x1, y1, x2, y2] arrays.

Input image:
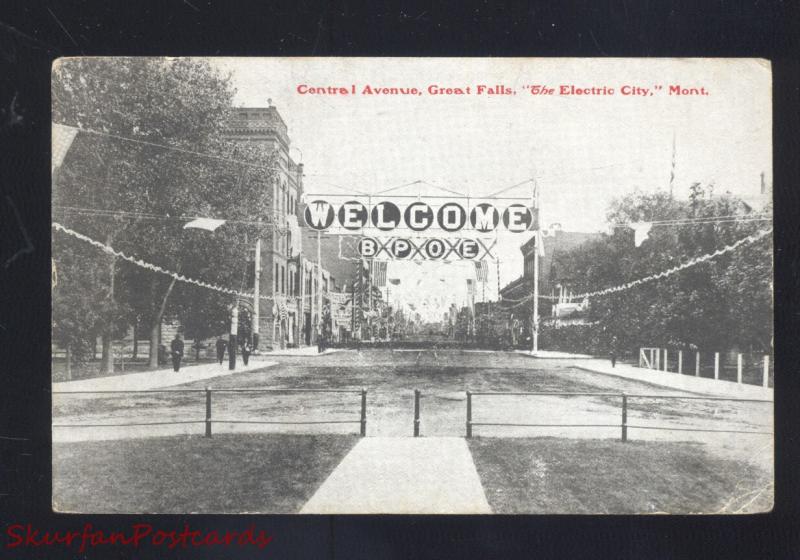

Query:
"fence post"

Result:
[[714, 352, 720, 380], [621, 394, 628, 442], [413, 389, 420, 437], [664, 349, 668, 372], [360, 389, 367, 437], [763, 355, 770, 388], [737, 354, 743, 384], [678, 350, 683, 374], [695, 352, 700, 377], [466, 391, 472, 438], [655, 348, 660, 370], [205, 387, 212, 438]]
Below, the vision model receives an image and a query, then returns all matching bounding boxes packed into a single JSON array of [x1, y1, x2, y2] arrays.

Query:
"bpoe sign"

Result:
[[357, 237, 495, 261], [303, 199, 537, 233]]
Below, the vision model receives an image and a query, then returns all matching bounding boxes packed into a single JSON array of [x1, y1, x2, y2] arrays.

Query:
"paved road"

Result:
[[52, 349, 772, 472]]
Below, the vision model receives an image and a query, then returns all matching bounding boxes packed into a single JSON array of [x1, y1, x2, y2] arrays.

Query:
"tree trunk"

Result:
[[101, 334, 113, 374], [149, 321, 160, 369], [65, 344, 72, 381], [100, 235, 116, 375], [148, 275, 179, 370], [132, 320, 138, 359]]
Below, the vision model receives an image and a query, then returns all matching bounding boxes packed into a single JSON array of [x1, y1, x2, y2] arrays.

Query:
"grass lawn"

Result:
[[468, 437, 773, 514], [53, 433, 357, 513]]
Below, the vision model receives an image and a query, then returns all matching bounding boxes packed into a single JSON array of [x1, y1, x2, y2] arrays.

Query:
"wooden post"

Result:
[[678, 350, 683, 374], [621, 394, 628, 442], [664, 349, 668, 372], [737, 353, 743, 384], [360, 389, 367, 437], [763, 355, 770, 388], [466, 391, 473, 438], [205, 387, 212, 438], [655, 348, 660, 370], [413, 389, 420, 437], [695, 352, 700, 377], [714, 352, 720, 380]]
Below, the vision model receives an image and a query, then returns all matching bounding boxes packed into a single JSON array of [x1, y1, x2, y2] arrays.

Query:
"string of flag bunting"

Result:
[[53, 222, 316, 303], [502, 227, 772, 308]]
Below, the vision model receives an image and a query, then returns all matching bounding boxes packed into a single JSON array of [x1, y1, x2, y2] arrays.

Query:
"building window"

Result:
[[281, 265, 285, 293]]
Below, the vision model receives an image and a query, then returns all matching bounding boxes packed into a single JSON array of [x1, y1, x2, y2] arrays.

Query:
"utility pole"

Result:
[[252, 237, 261, 349], [316, 230, 323, 341], [350, 279, 356, 342], [669, 130, 676, 197], [532, 180, 540, 355], [229, 304, 238, 370]]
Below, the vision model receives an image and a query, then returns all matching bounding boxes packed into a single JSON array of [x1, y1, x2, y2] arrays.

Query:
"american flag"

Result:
[[474, 260, 489, 282], [276, 297, 287, 321], [370, 260, 388, 287]]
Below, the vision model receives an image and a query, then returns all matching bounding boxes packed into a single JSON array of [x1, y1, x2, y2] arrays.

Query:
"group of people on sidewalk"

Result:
[[167, 334, 252, 372], [215, 336, 251, 366]]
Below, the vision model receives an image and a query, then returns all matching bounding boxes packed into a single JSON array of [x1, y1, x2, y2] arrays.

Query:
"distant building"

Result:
[[499, 227, 602, 335], [225, 105, 336, 349]]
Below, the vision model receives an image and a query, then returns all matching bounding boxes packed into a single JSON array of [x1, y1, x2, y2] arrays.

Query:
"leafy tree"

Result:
[[554, 185, 772, 356], [52, 58, 278, 372]]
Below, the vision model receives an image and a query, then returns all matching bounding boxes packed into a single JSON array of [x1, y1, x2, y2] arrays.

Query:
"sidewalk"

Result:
[[517, 349, 594, 359], [52, 360, 277, 392], [300, 437, 491, 514], [252, 347, 349, 358], [571, 358, 773, 400]]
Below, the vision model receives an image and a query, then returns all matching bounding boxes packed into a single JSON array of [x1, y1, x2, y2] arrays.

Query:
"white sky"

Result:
[[213, 58, 772, 320]]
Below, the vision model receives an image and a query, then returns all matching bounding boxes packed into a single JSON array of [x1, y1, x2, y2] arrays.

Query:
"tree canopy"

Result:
[[553, 184, 772, 354], [52, 58, 279, 371]]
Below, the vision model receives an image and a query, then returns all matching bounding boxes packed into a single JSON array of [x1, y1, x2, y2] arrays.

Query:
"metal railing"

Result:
[[53, 387, 368, 437], [465, 391, 772, 441], [640, 348, 773, 388]]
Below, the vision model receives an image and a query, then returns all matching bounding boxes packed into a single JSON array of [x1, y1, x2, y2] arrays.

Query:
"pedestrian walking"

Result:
[[241, 339, 251, 366], [609, 336, 618, 368], [215, 337, 227, 365], [171, 334, 184, 372]]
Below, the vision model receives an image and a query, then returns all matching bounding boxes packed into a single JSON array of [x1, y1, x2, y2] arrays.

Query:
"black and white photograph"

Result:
[[50, 57, 773, 514]]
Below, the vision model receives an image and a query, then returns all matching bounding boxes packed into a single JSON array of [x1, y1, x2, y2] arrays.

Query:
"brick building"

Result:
[[225, 105, 336, 349], [499, 226, 602, 339]]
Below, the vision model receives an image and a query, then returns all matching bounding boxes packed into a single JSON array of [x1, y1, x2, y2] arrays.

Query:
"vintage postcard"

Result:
[[51, 58, 773, 514]]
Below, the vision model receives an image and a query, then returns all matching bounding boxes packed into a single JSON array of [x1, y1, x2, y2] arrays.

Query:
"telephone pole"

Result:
[[532, 180, 540, 355], [252, 237, 261, 349], [229, 305, 238, 370], [316, 230, 323, 342]]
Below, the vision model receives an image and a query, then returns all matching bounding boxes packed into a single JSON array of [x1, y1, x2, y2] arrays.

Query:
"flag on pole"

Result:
[[184, 218, 226, 231], [535, 230, 546, 256], [371, 261, 388, 287], [52, 123, 79, 172], [631, 222, 653, 247], [474, 260, 489, 282]]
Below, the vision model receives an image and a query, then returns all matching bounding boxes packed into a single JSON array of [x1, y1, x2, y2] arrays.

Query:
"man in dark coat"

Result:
[[216, 337, 227, 365], [241, 339, 251, 366], [609, 336, 618, 368], [171, 334, 184, 372]]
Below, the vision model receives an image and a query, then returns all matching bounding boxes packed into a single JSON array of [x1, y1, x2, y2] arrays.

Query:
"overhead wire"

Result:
[[500, 227, 772, 308]]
